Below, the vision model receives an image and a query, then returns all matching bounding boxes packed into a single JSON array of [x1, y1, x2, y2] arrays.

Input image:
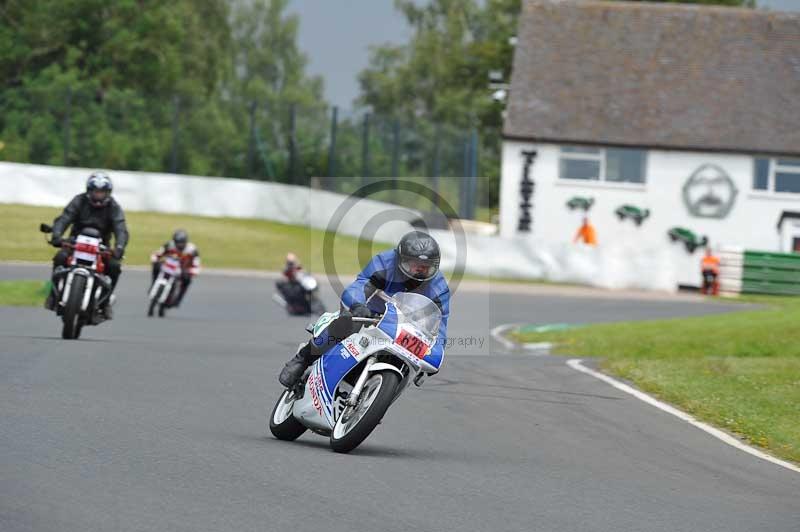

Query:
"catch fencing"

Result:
[[0, 87, 492, 221]]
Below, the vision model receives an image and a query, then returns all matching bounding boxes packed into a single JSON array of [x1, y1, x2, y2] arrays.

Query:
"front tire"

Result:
[[148, 284, 164, 317], [330, 371, 399, 453], [269, 389, 307, 441], [62, 275, 86, 340]]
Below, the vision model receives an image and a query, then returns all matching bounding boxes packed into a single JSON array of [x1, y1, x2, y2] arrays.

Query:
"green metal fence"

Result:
[[0, 87, 492, 220]]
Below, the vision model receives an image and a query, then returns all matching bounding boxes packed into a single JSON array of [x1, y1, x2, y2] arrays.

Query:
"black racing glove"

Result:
[[113, 246, 125, 260], [51, 235, 63, 248], [350, 303, 373, 318]]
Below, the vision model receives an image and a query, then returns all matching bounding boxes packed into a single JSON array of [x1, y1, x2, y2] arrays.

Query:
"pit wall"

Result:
[[499, 142, 800, 288]]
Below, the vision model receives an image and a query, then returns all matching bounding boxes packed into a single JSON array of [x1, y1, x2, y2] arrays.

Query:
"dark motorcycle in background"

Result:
[[40, 223, 114, 339], [273, 271, 325, 316], [148, 254, 183, 317]]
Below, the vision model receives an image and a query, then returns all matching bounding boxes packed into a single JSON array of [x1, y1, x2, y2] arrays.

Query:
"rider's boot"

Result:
[[44, 288, 55, 310], [279, 342, 316, 388], [101, 294, 116, 320]]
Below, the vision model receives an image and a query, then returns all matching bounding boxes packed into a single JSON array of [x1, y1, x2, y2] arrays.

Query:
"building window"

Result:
[[753, 157, 800, 194], [559, 146, 646, 184], [753, 158, 769, 190]]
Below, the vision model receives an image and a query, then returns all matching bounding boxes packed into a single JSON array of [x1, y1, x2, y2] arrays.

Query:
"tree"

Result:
[[0, 0, 329, 183], [0, 0, 231, 96], [226, 0, 326, 183]]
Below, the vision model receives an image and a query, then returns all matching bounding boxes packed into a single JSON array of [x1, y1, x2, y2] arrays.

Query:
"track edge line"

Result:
[[566, 358, 800, 475]]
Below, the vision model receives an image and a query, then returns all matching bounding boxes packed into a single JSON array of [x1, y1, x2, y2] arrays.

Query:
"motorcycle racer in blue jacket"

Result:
[[278, 231, 450, 387]]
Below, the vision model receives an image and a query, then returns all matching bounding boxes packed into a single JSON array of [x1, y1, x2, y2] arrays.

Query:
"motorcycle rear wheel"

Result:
[[269, 389, 307, 441], [329, 371, 399, 453], [61, 275, 86, 340]]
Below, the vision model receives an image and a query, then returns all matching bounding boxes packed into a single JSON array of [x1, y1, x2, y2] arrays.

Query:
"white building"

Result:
[[499, 0, 800, 287]]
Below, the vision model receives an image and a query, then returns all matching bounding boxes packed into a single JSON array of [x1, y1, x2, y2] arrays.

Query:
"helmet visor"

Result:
[[89, 189, 110, 206], [400, 258, 437, 281]]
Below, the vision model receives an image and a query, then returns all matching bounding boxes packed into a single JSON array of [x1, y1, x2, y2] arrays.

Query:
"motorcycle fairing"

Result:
[[294, 298, 438, 431]]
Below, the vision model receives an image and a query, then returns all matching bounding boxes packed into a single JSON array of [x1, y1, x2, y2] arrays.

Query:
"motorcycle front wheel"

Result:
[[269, 389, 307, 441], [62, 275, 86, 339], [329, 371, 399, 454], [148, 284, 164, 317]]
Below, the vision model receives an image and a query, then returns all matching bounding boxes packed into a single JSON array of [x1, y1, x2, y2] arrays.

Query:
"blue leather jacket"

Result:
[[341, 250, 450, 371]]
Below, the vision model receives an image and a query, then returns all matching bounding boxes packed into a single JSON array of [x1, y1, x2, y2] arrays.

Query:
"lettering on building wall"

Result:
[[518, 150, 538, 232]]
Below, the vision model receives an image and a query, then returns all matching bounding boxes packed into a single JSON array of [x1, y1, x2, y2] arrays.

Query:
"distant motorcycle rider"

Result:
[[276, 252, 311, 315], [45, 172, 128, 317], [150, 229, 200, 308], [283, 253, 302, 281], [278, 230, 450, 387]]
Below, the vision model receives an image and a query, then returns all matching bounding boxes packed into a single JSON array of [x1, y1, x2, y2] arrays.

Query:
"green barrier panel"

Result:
[[744, 251, 800, 268], [741, 281, 800, 296], [742, 269, 800, 283], [741, 250, 800, 295], [743, 260, 800, 273]]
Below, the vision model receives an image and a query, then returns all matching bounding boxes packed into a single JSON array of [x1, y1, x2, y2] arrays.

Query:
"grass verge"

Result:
[[512, 294, 800, 464], [0, 203, 387, 273], [0, 280, 48, 306]]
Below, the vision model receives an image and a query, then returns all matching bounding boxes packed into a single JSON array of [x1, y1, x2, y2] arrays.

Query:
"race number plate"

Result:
[[395, 329, 430, 359]]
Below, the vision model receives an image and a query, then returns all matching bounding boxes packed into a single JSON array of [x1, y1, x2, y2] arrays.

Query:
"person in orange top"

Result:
[[574, 217, 597, 245], [701, 247, 720, 295]]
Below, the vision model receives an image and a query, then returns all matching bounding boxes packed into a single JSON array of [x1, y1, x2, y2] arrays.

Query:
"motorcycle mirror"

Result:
[[39, 223, 53, 233]]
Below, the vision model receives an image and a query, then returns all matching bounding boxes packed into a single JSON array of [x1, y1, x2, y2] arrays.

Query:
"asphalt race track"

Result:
[[1, 265, 798, 532]]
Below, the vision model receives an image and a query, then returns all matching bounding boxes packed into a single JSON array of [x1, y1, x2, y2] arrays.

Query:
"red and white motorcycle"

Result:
[[148, 254, 183, 318], [41, 223, 115, 339]]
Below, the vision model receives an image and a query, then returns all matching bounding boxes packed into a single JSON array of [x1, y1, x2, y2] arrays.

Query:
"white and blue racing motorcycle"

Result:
[[269, 291, 441, 453]]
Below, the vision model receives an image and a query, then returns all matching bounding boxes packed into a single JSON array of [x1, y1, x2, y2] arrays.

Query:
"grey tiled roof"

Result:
[[505, 0, 800, 156]]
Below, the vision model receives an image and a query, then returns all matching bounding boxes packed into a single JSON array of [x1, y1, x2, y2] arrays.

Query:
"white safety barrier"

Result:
[[719, 246, 744, 296], [0, 162, 418, 245], [432, 229, 677, 291], [2, 162, 678, 291]]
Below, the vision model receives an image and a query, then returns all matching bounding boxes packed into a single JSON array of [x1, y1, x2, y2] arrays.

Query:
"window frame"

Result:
[[753, 157, 800, 195], [558, 146, 646, 186]]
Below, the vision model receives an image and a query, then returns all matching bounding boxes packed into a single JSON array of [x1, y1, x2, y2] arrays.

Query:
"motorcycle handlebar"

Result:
[[352, 317, 381, 324]]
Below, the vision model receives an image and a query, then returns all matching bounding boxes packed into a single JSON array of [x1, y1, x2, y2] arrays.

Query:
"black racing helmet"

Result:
[[173, 229, 189, 251], [396, 231, 441, 282], [86, 171, 113, 208]]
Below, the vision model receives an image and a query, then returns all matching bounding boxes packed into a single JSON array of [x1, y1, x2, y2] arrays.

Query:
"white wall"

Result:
[[0, 162, 419, 246], [0, 161, 684, 290], [500, 141, 800, 286]]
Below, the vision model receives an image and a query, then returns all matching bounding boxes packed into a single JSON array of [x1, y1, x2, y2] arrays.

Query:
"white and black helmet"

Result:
[[86, 171, 113, 208], [396, 231, 441, 282]]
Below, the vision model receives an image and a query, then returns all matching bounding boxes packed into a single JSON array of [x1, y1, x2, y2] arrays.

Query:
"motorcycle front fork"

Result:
[[346, 357, 377, 407]]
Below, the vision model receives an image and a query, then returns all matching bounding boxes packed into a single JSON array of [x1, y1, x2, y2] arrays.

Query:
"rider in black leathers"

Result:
[[45, 172, 129, 317]]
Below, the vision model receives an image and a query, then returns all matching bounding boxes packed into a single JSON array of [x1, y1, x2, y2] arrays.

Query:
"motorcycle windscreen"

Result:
[[378, 293, 441, 367]]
